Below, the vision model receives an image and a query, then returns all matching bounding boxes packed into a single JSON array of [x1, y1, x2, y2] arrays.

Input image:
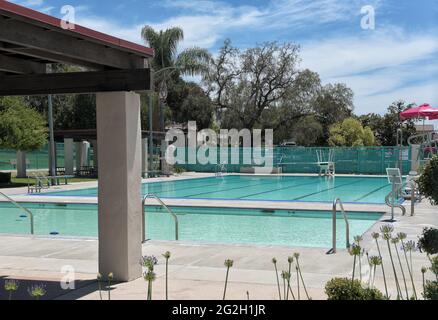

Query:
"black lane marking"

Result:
[[292, 179, 365, 201], [354, 184, 390, 202], [237, 181, 322, 200], [183, 177, 314, 198]]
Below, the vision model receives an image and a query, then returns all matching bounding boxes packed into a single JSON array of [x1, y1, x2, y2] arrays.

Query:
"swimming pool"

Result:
[[39, 175, 393, 204], [0, 202, 383, 248]]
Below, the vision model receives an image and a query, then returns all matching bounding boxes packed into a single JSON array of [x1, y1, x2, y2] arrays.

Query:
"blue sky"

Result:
[[9, 0, 438, 120]]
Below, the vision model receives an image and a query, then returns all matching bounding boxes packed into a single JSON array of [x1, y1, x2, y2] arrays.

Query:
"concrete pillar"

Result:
[[64, 138, 74, 175], [141, 138, 148, 178], [161, 140, 170, 175], [411, 144, 420, 172], [75, 141, 90, 171], [75, 142, 82, 172], [16, 151, 27, 178], [96, 92, 142, 282], [90, 139, 98, 168]]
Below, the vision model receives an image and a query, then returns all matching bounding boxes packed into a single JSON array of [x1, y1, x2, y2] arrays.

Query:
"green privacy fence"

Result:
[[175, 146, 412, 175], [1, 144, 412, 175]]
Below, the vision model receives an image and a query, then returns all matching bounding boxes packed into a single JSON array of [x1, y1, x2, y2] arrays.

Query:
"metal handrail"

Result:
[[385, 183, 407, 218], [142, 194, 179, 243], [330, 198, 350, 254], [0, 191, 34, 235]]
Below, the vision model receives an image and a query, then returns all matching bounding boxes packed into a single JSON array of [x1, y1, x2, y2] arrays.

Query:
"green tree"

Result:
[[166, 80, 214, 128], [314, 83, 354, 145], [359, 101, 417, 146], [141, 26, 211, 129], [0, 97, 47, 151], [328, 118, 376, 147]]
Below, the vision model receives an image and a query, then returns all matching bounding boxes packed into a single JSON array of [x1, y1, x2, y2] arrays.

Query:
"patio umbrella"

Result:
[[400, 103, 438, 131], [400, 103, 438, 120]]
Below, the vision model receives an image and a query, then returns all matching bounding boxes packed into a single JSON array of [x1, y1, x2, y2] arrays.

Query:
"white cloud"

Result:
[[300, 28, 438, 115]]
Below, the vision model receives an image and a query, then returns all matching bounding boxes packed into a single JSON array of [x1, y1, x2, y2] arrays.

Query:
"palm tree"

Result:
[[141, 26, 211, 130]]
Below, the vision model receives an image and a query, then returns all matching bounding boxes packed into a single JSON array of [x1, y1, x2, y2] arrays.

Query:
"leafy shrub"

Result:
[[174, 167, 186, 174], [423, 281, 438, 300], [417, 228, 438, 255], [325, 278, 384, 300], [0, 172, 11, 184], [418, 156, 438, 205]]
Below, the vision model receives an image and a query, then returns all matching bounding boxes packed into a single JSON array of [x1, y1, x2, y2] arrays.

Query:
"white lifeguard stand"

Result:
[[316, 149, 335, 176]]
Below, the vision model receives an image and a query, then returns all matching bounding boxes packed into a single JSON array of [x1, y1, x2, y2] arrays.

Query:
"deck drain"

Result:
[[50, 231, 60, 235]]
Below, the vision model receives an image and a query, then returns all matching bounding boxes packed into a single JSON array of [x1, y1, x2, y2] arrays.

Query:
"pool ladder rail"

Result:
[[0, 191, 34, 235], [142, 194, 179, 243], [327, 198, 350, 254]]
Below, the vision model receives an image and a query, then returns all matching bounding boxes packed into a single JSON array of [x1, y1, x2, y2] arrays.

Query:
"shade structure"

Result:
[[400, 104, 438, 120]]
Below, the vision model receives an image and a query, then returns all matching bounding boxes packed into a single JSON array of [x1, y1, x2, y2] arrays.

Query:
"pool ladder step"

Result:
[[142, 194, 179, 243], [327, 198, 350, 254]]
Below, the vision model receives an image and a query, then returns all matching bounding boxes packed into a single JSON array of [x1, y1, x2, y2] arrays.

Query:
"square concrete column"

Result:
[[96, 92, 142, 282], [16, 151, 27, 178], [90, 139, 98, 168], [141, 138, 148, 178], [75, 142, 82, 172], [161, 140, 171, 175], [411, 144, 420, 172], [75, 141, 90, 171], [64, 139, 74, 175]]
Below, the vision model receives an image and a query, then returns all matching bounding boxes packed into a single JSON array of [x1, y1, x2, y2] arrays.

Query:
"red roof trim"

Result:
[[0, 1, 154, 57]]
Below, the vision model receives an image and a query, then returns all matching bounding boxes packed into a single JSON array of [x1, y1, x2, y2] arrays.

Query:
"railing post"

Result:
[[332, 202, 337, 254]]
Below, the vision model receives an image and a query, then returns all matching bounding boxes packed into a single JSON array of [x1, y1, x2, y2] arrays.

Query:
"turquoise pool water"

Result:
[[0, 203, 383, 248], [40, 175, 393, 204]]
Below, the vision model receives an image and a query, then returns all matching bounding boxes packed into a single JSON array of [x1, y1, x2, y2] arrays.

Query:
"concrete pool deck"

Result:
[[0, 173, 436, 300]]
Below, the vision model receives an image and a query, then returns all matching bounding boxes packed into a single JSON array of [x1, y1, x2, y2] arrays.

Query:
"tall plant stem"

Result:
[[97, 280, 102, 301], [273, 262, 281, 300], [223, 266, 231, 300], [108, 279, 111, 301], [394, 242, 409, 299], [401, 241, 417, 300], [287, 261, 296, 300], [296, 267, 300, 300], [165, 257, 169, 300], [359, 253, 362, 282], [386, 239, 403, 300], [147, 280, 152, 300], [352, 255, 357, 283], [422, 271, 425, 297], [282, 277, 286, 300], [296, 260, 310, 300], [375, 240, 389, 299]]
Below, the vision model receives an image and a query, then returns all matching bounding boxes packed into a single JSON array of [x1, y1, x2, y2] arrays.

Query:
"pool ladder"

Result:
[[142, 194, 179, 243], [0, 191, 34, 235], [327, 198, 350, 254]]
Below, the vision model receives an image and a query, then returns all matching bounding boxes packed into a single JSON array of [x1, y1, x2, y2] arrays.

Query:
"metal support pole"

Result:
[[48, 94, 57, 182], [148, 94, 154, 177], [391, 182, 396, 221], [411, 181, 415, 216]]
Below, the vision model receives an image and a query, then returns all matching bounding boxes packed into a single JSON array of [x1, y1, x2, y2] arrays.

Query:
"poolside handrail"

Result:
[[142, 194, 179, 243], [330, 198, 350, 254], [0, 191, 34, 235]]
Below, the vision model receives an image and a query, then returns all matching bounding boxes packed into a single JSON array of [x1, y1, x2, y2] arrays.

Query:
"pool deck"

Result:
[[0, 173, 437, 300]]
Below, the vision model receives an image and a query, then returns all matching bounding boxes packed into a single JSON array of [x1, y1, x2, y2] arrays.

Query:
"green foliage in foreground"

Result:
[[418, 156, 438, 205], [417, 227, 438, 255], [423, 281, 438, 300], [325, 278, 384, 300], [0, 97, 47, 152]]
